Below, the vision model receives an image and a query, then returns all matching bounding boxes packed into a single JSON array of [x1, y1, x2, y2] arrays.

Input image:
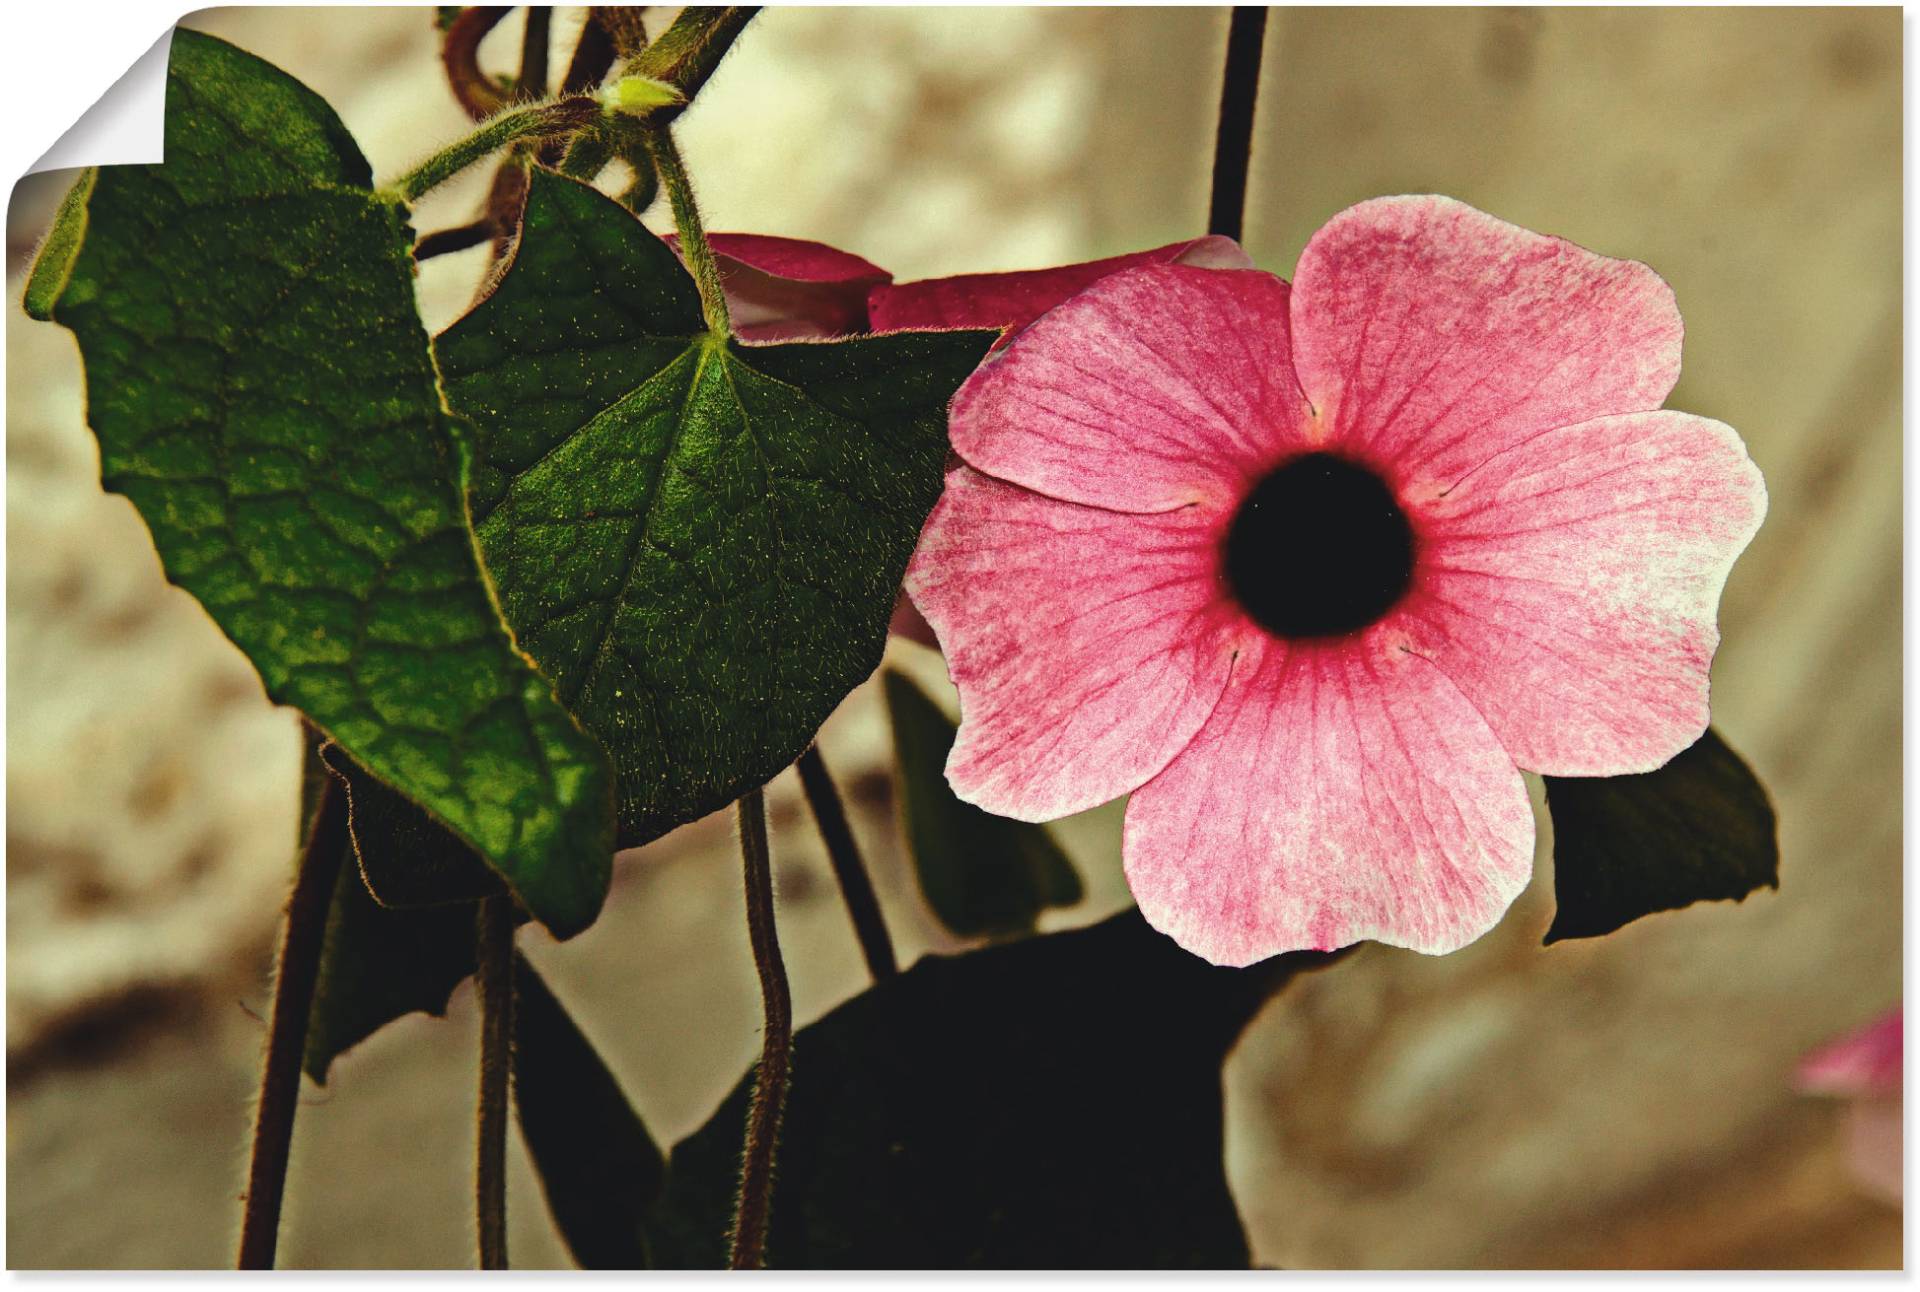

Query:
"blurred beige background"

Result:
[[5, 5, 1902, 1269]]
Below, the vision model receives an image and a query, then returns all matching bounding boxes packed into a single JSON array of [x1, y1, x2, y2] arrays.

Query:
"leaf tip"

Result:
[[22, 168, 95, 321]]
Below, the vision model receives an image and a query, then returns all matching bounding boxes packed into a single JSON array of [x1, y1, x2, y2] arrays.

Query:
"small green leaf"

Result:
[[1543, 726, 1779, 943], [33, 30, 615, 936], [605, 74, 686, 113], [884, 669, 1081, 939], [303, 855, 481, 1084], [23, 167, 94, 321], [436, 168, 997, 847], [644, 911, 1315, 1269], [514, 956, 666, 1269], [627, 6, 759, 118]]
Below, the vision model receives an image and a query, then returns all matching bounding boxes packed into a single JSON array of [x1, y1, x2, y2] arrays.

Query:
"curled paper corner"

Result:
[[27, 25, 175, 177]]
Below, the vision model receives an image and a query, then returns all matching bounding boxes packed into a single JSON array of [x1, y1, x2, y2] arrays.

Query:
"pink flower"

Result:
[[1799, 1009, 1902, 1205], [903, 195, 1767, 965]]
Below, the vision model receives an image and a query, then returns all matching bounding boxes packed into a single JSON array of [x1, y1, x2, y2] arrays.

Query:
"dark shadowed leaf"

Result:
[[303, 858, 481, 1084], [645, 911, 1330, 1269], [433, 168, 997, 848], [1543, 726, 1778, 943], [514, 955, 666, 1269], [26, 30, 614, 937], [883, 668, 1080, 938]]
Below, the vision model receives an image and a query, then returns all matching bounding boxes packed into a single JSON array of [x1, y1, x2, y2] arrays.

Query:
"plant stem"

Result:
[[387, 96, 602, 204], [517, 4, 552, 98], [558, 119, 618, 182], [236, 753, 350, 1270], [596, 6, 654, 59], [630, 6, 760, 122], [729, 787, 792, 1270], [1207, 6, 1269, 241], [414, 218, 496, 261], [559, 10, 619, 94], [442, 6, 513, 120], [643, 124, 732, 337], [795, 746, 897, 983], [474, 895, 516, 1270]]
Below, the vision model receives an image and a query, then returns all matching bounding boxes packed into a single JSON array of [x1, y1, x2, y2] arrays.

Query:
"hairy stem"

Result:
[[236, 749, 350, 1269], [387, 96, 602, 203], [442, 6, 513, 120], [629, 6, 760, 123], [729, 787, 792, 1269], [795, 746, 897, 983], [643, 124, 731, 337], [474, 895, 516, 1270], [1207, 6, 1269, 241]]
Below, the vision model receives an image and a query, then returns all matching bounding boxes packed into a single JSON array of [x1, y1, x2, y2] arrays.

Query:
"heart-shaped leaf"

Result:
[[433, 168, 998, 847], [644, 911, 1326, 1268], [883, 668, 1081, 938], [1543, 726, 1778, 943], [27, 30, 615, 937]]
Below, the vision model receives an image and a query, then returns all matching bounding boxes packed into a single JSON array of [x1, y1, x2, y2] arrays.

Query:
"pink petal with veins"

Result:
[[904, 466, 1244, 822], [946, 265, 1313, 514], [1290, 195, 1683, 492], [1392, 410, 1766, 776], [1123, 634, 1536, 965]]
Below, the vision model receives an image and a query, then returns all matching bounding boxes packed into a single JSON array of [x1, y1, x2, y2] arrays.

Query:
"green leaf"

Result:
[[644, 911, 1320, 1269], [333, 755, 505, 907], [435, 167, 997, 847], [883, 669, 1081, 939], [514, 955, 666, 1269], [1543, 726, 1779, 943], [32, 30, 615, 937], [23, 167, 95, 321], [304, 849, 481, 1084]]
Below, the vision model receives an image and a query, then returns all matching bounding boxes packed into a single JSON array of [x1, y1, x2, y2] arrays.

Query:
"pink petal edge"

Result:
[[1801, 1009, 1903, 1098], [663, 231, 891, 341], [1391, 409, 1768, 776], [1123, 633, 1537, 966], [1290, 195, 1684, 493], [868, 235, 1253, 339], [904, 465, 1245, 822], [946, 264, 1314, 515]]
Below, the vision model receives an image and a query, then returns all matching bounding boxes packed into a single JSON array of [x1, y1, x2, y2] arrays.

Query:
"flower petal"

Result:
[[905, 466, 1244, 821], [867, 235, 1252, 339], [1291, 195, 1683, 489], [663, 232, 890, 341], [1400, 410, 1767, 776], [947, 265, 1314, 514], [1800, 1009, 1903, 1099], [1123, 636, 1536, 965]]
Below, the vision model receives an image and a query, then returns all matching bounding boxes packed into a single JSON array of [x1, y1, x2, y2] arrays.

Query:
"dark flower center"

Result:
[[1223, 452, 1416, 638]]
